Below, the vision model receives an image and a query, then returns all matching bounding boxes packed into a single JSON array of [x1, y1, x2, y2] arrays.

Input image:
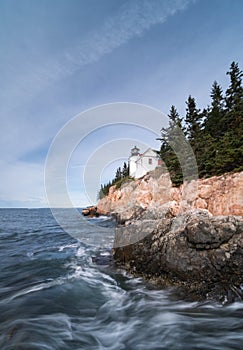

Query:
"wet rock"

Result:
[[113, 210, 243, 302], [92, 254, 113, 265], [97, 171, 243, 302], [82, 206, 100, 217]]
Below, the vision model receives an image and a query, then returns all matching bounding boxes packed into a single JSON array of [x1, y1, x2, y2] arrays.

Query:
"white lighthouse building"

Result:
[[129, 146, 161, 179]]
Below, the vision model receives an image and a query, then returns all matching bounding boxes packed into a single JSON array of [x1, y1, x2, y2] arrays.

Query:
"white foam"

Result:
[[58, 243, 79, 252], [2, 278, 65, 303]]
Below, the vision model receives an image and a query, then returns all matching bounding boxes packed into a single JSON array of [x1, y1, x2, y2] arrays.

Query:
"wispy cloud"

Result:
[[1, 0, 194, 110], [0, 0, 195, 207], [65, 0, 193, 67]]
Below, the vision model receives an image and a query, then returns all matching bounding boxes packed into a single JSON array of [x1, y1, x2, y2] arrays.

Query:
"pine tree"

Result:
[[167, 105, 183, 128], [115, 167, 122, 181], [159, 105, 184, 186], [199, 81, 225, 176], [225, 61, 243, 112], [185, 95, 202, 143], [122, 162, 129, 178], [207, 81, 225, 136], [211, 81, 224, 110], [184, 95, 204, 174], [99, 62, 243, 199], [217, 61, 243, 173], [208, 81, 225, 133]]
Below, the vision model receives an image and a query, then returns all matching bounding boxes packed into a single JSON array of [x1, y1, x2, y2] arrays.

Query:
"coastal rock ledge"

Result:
[[97, 171, 243, 303], [113, 210, 243, 303]]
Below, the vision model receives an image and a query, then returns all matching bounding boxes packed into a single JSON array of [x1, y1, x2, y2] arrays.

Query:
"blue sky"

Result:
[[0, 0, 242, 207]]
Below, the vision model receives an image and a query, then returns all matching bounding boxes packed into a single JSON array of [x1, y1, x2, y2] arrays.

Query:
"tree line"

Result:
[[98, 162, 129, 199], [98, 61, 242, 198], [159, 61, 243, 186]]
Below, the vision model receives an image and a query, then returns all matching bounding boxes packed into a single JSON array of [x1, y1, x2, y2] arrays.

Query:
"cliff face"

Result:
[[97, 171, 243, 303], [97, 170, 243, 222], [113, 211, 243, 302]]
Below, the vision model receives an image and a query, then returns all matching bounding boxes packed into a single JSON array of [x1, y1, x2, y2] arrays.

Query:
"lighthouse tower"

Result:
[[129, 146, 140, 178]]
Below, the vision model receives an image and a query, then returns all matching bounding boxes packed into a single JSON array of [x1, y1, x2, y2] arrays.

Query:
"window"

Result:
[[148, 158, 152, 165]]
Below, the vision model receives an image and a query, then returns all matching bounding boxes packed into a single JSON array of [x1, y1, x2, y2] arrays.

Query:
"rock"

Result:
[[97, 171, 243, 302], [92, 254, 113, 265], [97, 171, 243, 221], [82, 206, 100, 217], [113, 210, 243, 302]]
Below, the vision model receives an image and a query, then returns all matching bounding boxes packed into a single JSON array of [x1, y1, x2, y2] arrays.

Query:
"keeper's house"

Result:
[[129, 146, 162, 179]]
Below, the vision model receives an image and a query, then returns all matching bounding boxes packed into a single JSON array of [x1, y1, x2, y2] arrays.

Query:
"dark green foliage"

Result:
[[115, 167, 122, 182], [204, 81, 225, 138], [98, 162, 131, 199], [122, 162, 129, 177], [225, 61, 243, 112], [159, 106, 184, 186], [159, 62, 243, 185], [99, 62, 242, 195], [185, 95, 202, 143]]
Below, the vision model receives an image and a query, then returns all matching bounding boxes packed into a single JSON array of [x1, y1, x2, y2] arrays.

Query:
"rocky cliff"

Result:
[[98, 170, 243, 221], [97, 170, 243, 303]]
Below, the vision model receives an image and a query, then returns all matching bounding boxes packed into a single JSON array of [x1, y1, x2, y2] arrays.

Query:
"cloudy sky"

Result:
[[0, 0, 242, 208]]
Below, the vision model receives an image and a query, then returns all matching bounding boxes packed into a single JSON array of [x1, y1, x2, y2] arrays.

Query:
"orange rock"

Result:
[[194, 198, 208, 210], [97, 171, 243, 218]]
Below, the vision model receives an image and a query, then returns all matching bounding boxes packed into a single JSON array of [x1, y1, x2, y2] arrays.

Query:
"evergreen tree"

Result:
[[204, 81, 225, 138], [158, 62, 242, 182], [199, 81, 225, 176], [217, 61, 243, 173], [197, 133, 217, 177], [98, 162, 132, 199], [167, 105, 183, 128], [184, 95, 204, 170], [99, 62, 243, 198], [211, 81, 224, 110], [122, 162, 129, 177], [115, 167, 122, 181], [185, 95, 202, 143], [159, 105, 184, 186], [225, 61, 243, 112], [208, 81, 225, 138]]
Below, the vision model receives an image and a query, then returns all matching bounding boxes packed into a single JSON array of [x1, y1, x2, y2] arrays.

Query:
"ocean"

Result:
[[0, 208, 242, 350]]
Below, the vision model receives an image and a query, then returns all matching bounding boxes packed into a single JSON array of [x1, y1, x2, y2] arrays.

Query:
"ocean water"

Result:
[[0, 208, 242, 350]]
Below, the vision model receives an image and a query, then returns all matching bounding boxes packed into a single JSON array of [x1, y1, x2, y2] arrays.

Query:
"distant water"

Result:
[[0, 208, 242, 350]]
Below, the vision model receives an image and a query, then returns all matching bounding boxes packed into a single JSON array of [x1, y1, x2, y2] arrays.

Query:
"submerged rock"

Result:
[[92, 254, 113, 266]]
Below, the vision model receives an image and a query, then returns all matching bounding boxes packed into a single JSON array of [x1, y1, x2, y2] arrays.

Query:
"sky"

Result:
[[0, 0, 242, 208]]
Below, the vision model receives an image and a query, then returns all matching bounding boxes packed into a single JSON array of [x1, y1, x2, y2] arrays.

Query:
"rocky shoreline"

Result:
[[113, 209, 243, 303], [96, 171, 243, 303]]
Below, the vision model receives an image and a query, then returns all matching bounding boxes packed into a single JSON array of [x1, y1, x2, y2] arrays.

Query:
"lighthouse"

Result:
[[129, 146, 140, 178], [129, 146, 161, 178]]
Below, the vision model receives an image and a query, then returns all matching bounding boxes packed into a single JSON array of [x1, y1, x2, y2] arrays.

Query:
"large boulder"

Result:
[[113, 210, 243, 303], [82, 206, 100, 217]]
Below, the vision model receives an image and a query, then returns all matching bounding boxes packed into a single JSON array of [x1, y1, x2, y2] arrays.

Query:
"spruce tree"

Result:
[[122, 162, 129, 178], [167, 105, 183, 128], [99, 62, 243, 199], [185, 95, 202, 143], [115, 167, 122, 181], [199, 81, 225, 175], [207, 80, 225, 138], [159, 105, 184, 186], [217, 62, 243, 173], [225, 61, 243, 113], [184, 95, 204, 174]]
